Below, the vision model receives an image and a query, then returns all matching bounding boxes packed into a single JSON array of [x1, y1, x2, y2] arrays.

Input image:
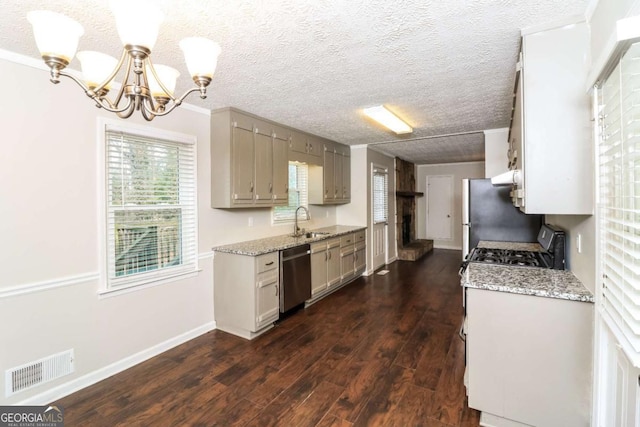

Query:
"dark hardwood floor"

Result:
[[55, 249, 480, 426]]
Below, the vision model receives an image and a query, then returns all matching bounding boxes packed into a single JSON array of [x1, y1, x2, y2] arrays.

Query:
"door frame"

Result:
[[425, 174, 454, 241], [371, 163, 389, 271]]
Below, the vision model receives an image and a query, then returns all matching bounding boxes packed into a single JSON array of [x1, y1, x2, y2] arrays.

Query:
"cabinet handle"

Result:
[[275, 284, 279, 296], [325, 252, 328, 261], [285, 185, 289, 193], [309, 143, 313, 152], [269, 182, 273, 193], [265, 261, 274, 266], [328, 251, 332, 260], [250, 181, 254, 192]]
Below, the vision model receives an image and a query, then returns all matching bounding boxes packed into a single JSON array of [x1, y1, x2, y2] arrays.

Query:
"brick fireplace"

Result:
[[396, 159, 433, 261]]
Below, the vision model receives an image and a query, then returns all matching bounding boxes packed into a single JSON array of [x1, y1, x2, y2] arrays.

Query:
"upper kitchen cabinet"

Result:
[[289, 131, 322, 165], [506, 21, 592, 214], [309, 140, 351, 205], [211, 108, 290, 208]]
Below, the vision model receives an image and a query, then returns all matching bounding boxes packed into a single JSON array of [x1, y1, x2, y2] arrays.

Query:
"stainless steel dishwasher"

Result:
[[280, 244, 311, 313]]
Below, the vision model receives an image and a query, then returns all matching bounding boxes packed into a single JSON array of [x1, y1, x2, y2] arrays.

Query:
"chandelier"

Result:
[[27, 1, 221, 121]]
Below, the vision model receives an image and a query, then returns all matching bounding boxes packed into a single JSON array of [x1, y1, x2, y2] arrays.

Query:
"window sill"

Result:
[[98, 268, 201, 299]]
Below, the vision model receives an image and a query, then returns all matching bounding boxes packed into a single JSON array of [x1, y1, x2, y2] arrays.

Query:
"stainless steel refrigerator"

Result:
[[462, 178, 543, 259]]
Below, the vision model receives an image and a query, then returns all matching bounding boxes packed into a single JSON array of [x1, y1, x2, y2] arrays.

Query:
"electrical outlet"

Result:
[[248, 217, 253, 227], [576, 234, 582, 254]]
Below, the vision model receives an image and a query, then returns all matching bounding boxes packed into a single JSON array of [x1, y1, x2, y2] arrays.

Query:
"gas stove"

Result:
[[461, 224, 566, 272], [467, 247, 549, 268]]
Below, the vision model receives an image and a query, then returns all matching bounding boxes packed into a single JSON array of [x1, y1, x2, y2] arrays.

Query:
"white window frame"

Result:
[[595, 40, 640, 367], [372, 166, 388, 225], [272, 162, 309, 224], [97, 118, 198, 296]]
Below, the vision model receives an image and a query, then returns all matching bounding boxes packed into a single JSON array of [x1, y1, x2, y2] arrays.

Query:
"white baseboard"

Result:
[[387, 256, 398, 264], [434, 245, 462, 250], [17, 321, 216, 405]]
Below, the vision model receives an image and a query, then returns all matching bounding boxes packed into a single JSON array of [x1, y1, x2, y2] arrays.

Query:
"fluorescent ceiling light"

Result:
[[363, 105, 413, 134]]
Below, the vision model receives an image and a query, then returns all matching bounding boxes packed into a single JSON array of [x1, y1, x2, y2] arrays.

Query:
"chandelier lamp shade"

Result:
[[27, 1, 221, 121]]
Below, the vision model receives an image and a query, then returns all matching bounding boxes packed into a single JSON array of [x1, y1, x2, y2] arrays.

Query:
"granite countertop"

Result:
[[212, 225, 366, 256], [462, 263, 594, 303], [477, 240, 544, 252]]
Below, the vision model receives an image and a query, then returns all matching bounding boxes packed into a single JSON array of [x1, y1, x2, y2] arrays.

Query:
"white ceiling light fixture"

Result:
[[363, 105, 413, 135], [27, 0, 221, 121]]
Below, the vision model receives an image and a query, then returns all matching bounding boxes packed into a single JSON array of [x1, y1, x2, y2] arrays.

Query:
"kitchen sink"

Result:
[[305, 231, 330, 238]]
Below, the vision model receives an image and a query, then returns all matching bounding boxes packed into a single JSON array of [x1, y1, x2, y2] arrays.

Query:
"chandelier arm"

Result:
[[140, 101, 156, 121], [92, 49, 128, 96], [94, 95, 136, 114], [113, 54, 134, 108], [115, 97, 136, 119], [145, 57, 177, 102], [142, 87, 203, 118]]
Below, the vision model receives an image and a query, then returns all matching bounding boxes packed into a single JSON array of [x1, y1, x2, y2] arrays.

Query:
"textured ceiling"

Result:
[[0, 0, 589, 164]]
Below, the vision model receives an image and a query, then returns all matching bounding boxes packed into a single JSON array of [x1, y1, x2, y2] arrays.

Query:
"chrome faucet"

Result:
[[293, 206, 310, 237]]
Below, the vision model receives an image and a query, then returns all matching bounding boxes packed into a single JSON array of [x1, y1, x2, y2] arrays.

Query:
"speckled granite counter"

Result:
[[462, 263, 593, 303], [212, 225, 366, 256], [477, 240, 544, 252]]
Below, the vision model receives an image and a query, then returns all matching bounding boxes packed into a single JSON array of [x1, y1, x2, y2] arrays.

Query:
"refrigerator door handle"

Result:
[[462, 224, 470, 260]]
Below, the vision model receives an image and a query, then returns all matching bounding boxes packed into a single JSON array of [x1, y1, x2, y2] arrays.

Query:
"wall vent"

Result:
[[5, 349, 74, 397]]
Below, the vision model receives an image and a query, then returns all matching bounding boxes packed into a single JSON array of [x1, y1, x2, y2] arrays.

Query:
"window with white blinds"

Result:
[[105, 127, 197, 289], [373, 167, 388, 224], [598, 41, 640, 362], [273, 162, 309, 223]]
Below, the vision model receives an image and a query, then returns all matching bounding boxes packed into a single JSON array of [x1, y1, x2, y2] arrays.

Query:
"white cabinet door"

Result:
[[256, 272, 279, 328], [327, 241, 341, 287], [311, 246, 328, 296], [254, 130, 273, 204]]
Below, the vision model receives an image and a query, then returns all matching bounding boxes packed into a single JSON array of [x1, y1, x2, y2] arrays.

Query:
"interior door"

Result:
[[426, 175, 453, 240], [372, 166, 388, 270]]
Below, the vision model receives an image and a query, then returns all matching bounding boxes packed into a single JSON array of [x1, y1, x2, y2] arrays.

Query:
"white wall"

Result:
[[483, 128, 509, 178], [0, 53, 342, 405], [337, 147, 397, 273], [416, 162, 485, 250]]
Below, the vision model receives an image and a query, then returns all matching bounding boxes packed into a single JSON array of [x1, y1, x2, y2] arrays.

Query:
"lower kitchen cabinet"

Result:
[[340, 233, 356, 281], [466, 288, 593, 427], [214, 251, 280, 339], [307, 231, 365, 305]]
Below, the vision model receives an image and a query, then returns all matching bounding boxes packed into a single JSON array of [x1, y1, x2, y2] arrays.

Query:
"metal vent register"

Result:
[[5, 349, 74, 397]]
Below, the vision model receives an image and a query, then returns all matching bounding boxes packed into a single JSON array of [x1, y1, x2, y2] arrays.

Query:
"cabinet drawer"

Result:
[[327, 238, 340, 249], [256, 252, 279, 273], [310, 241, 327, 254], [355, 230, 365, 243], [355, 241, 366, 251], [340, 234, 354, 247]]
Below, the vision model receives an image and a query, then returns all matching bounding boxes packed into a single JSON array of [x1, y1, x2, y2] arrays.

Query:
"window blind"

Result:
[[373, 168, 388, 224], [598, 41, 640, 362], [273, 163, 309, 223], [106, 129, 197, 288]]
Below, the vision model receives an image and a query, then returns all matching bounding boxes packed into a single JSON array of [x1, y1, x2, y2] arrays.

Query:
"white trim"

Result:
[[585, 0, 600, 23], [520, 15, 585, 36], [0, 49, 210, 117], [16, 321, 216, 406], [482, 127, 509, 135], [0, 272, 99, 299], [350, 144, 369, 149], [97, 270, 200, 299], [417, 160, 485, 168], [434, 244, 462, 250], [198, 251, 215, 260]]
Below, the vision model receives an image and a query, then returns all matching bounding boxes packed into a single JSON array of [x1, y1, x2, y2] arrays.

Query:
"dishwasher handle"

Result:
[[282, 250, 311, 262]]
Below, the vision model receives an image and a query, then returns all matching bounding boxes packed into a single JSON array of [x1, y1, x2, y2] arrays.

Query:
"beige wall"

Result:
[[416, 162, 485, 250], [0, 53, 343, 404]]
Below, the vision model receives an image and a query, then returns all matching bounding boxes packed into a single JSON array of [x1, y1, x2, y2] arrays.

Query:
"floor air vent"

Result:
[[5, 349, 74, 397]]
